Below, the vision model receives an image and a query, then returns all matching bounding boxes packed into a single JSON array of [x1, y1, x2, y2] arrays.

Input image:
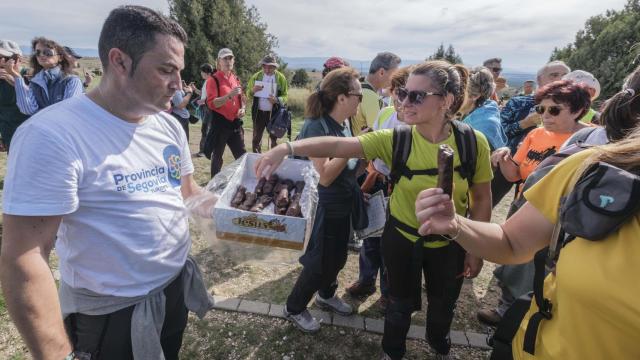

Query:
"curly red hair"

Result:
[[535, 79, 591, 120]]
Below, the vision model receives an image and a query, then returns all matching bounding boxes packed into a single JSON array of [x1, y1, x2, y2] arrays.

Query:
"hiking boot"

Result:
[[346, 281, 376, 297], [314, 294, 354, 316], [195, 152, 205, 157], [283, 306, 320, 333], [477, 308, 502, 326]]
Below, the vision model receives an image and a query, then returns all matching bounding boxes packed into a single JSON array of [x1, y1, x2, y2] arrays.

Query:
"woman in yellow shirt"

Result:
[[414, 86, 640, 359], [255, 60, 493, 359]]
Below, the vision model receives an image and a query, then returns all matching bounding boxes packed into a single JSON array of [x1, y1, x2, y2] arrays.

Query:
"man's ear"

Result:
[[108, 48, 133, 76]]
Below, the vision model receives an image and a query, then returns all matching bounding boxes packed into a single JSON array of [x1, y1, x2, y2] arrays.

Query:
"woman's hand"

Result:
[[3, 59, 20, 78], [237, 108, 245, 118], [254, 143, 289, 179], [462, 254, 483, 279], [415, 188, 457, 236], [229, 86, 242, 98], [490, 147, 511, 167]]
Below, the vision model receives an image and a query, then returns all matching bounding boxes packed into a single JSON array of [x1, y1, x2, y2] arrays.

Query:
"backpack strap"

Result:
[[522, 247, 554, 355], [451, 120, 478, 187], [389, 125, 413, 186], [361, 82, 375, 92]]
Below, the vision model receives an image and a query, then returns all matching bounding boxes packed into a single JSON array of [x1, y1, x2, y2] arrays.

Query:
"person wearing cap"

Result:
[[246, 54, 289, 153], [6, 37, 83, 115], [0, 39, 30, 151], [563, 69, 601, 124], [205, 47, 246, 177], [63, 46, 94, 89], [322, 56, 349, 78]]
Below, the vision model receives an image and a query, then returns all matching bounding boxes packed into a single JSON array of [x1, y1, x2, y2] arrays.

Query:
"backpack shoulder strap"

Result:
[[361, 82, 375, 92], [451, 120, 478, 186], [389, 125, 412, 186]]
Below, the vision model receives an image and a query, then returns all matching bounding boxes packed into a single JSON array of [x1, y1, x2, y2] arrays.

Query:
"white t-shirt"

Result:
[[3, 95, 194, 297], [258, 74, 277, 111]]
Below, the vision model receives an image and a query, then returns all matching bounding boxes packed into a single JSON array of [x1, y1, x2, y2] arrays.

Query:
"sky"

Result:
[[0, 0, 629, 72]]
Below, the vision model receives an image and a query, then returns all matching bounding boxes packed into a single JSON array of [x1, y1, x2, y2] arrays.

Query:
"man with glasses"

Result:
[[483, 57, 503, 81], [0, 39, 29, 151], [0, 6, 214, 359], [346, 52, 401, 300]]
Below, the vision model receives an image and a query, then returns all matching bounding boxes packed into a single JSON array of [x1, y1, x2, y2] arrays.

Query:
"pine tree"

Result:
[[169, 0, 277, 84], [550, 0, 640, 100], [427, 43, 463, 64]]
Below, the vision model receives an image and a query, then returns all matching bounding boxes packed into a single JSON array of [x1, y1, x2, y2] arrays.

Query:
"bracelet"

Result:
[[64, 351, 75, 360], [443, 215, 462, 241], [285, 141, 294, 156]]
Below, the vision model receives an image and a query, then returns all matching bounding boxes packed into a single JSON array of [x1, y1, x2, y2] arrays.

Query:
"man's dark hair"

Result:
[[98, 5, 188, 75], [369, 52, 401, 74], [200, 63, 214, 74], [483, 57, 502, 67]]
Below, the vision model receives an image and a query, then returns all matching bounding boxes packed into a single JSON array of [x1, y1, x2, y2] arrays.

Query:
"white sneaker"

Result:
[[283, 306, 320, 333], [314, 294, 354, 316]]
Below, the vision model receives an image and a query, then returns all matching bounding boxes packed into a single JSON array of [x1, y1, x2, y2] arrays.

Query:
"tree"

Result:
[[427, 43, 463, 64], [291, 69, 310, 87], [169, 0, 278, 83], [550, 0, 640, 100]]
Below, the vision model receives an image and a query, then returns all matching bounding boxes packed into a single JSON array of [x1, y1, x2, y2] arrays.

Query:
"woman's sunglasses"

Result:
[[534, 104, 564, 116], [35, 49, 57, 58], [396, 87, 443, 105], [347, 92, 363, 103]]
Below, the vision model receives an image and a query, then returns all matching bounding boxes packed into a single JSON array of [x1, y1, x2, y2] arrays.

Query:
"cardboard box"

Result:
[[214, 153, 318, 250]]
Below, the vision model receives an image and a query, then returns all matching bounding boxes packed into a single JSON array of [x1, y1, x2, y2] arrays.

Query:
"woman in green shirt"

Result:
[[255, 60, 493, 359]]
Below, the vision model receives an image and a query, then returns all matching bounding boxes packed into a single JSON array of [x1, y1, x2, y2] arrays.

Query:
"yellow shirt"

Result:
[[513, 149, 640, 359], [351, 87, 380, 132], [358, 126, 493, 248]]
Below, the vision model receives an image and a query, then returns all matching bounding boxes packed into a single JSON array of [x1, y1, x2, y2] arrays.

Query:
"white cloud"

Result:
[[0, 0, 630, 71]]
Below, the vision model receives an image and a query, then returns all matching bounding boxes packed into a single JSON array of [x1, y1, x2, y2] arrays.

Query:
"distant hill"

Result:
[[19, 45, 99, 58], [282, 57, 536, 89]]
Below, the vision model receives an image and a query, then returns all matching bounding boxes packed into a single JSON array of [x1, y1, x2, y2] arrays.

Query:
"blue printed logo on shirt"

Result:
[[163, 145, 182, 187]]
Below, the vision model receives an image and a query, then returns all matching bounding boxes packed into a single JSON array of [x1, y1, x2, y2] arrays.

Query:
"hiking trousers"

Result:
[[252, 109, 277, 153], [286, 215, 351, 314], [208, 111, 246, 177], [381, 225, 466, 358], [63, 275, 188, 360]]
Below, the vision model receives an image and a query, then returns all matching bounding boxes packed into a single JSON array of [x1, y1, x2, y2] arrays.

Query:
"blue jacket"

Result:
[[15, 66, 83, 115], [463, 100, 507, 151], [500, 95, 536, 153]]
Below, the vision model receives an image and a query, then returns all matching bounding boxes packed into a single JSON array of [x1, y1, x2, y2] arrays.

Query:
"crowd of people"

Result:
[[0, 4, 639, 360]]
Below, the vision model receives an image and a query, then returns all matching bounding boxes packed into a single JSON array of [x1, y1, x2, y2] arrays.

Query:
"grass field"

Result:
[[0, 80, 512, 359]]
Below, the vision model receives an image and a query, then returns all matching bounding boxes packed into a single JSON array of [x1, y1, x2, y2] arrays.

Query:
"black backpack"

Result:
[[389, 120, 478, 188], [267, 104, 292, 140], [384, 120, 478, 239]]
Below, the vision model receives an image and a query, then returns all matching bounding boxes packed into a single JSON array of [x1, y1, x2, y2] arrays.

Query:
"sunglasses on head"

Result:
[[535, 104, 564, 116], [35, 49, 57, 58], [491, 67, 502, 73], [347, 92, 363, 102], [1, 54, 19, 62], [396, 87, 443, 105]]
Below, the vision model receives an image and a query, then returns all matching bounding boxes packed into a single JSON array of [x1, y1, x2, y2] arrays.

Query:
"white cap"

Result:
[[217, 48, 234, 59], [0, 40, 22, 57], [563, 70, 601, 100]]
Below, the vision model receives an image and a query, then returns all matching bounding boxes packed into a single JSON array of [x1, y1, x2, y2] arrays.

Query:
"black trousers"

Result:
[[491, 167, 514, 208], [286, 215, 351, 314], [172, 113, 190, 142], [252, 109, 277, 153], [63, 275, 189, 360], [381, 225, 466, 358], [209, 112, 246, 178]]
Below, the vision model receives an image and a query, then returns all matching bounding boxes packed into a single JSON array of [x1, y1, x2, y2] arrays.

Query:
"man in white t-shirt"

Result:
[[246, 54, 289, 153], [0, 6, 215, 360]]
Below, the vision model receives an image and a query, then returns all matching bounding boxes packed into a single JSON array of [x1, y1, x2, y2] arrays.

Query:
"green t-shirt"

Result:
[[358, 126, 493, 247]]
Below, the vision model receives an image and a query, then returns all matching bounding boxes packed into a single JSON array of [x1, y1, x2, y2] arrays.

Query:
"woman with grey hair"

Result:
[[460, 67, 507, 151]]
